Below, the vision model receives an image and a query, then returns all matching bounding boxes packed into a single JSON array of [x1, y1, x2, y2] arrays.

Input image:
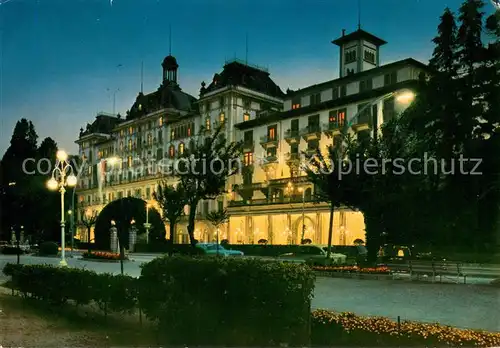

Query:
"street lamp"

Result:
[[298, 187, 306, 244], [343, 89, 416, 133], [47, 150, 77, 266]]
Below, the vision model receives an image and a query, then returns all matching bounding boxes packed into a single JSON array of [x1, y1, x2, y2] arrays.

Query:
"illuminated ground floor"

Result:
[[76, 198, 366, 246]]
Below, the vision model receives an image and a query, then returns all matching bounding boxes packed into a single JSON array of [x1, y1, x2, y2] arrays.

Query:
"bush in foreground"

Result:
[[311, 310, 500, 347], [138, 256, 315, 346]]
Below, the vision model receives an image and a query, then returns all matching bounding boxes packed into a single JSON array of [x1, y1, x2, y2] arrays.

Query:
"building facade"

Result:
[[75, 28, 427, 246]]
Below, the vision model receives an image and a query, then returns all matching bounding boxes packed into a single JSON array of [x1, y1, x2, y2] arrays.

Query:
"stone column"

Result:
[[315, 212, 321, 244], [267, 214, 273, 244], [110, 226, 118, 253], [128, 225, 137, 252]]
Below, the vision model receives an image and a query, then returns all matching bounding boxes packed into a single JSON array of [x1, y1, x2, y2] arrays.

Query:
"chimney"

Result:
[[342, 29, 346, 36]]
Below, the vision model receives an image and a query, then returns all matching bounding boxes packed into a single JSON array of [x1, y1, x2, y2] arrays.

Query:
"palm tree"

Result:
[[154, 181, 187, 256], [206, 208, 229, 255], [80, 209, 98, 253]]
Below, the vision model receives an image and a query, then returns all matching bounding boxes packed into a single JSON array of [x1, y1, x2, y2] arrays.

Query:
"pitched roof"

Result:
[[332, 28, 387, 47], [201, 59, 285, 99], [79, 113, 123, 138], [127, 83, 198, 120]]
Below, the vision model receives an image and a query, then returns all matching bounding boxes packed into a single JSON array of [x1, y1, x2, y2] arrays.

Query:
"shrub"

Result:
[[3, 263, 137, 312], [138, 256, 315, 346], [38, 241, 58, 256]]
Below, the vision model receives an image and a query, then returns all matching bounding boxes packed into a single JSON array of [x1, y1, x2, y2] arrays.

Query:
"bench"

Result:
[[388, 260, 467, 284]]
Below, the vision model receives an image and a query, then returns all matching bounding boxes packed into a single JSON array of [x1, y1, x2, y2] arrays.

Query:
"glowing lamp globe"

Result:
[[395, 91, 415, 104], [56, 150, 68, 162], [47, 178, 58, 190], [66, 174, 77, 186]]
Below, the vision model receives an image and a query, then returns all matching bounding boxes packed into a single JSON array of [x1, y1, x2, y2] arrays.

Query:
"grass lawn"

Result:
[[0, 286, 158, 347]]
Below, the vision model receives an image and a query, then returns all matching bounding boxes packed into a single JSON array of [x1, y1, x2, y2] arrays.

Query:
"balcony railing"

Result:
[[260, 135, 279, 144], [228, 196, 317, 207], [284, 129, 300, 138], [242, 140, 255, 151], [285, 152, 300, 162], [300, 124, 322, 135]]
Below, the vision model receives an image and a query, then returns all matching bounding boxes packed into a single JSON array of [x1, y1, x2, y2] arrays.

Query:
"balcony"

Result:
[[300, 124, 322, 141], [260, 155, 278, 170], [352, 112, 371, 132], [242, 140, 255, 152], [305, 147, 318, 157], [285, 152, 301, 166], [259, 135, 278, 148], [284, 129, 300, 144], [323, 122, 342, 137]]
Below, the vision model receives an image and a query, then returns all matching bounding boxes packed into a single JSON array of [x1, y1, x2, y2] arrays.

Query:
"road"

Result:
[[1, 254, 499, 332]]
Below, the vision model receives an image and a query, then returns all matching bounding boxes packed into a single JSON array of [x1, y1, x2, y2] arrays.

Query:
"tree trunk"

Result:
[[325, 204, 335, 262], [187, 202, 198, 247], [87, 226, 91, 253], [363, 211, 384, 264], [169, 221, 175, 256]]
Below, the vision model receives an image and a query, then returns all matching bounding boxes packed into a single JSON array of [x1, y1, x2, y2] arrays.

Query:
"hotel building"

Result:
[[75, 28, 427, 245]]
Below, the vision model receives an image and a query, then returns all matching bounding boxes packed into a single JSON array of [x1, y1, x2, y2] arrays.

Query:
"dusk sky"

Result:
[[1, 0, 497, 156]]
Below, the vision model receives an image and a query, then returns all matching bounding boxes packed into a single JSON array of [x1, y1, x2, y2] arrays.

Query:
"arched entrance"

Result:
[[292, 216, 316, 244]]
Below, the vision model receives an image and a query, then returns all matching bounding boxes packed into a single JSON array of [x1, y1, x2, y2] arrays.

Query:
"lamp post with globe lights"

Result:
[[46, 150, 78, 266]]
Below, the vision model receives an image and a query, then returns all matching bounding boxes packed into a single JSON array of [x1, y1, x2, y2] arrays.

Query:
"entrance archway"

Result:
[[292, 216, 316, 244]]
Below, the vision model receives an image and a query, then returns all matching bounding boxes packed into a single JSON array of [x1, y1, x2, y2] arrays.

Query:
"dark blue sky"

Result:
[[1, 0, 496, 155]]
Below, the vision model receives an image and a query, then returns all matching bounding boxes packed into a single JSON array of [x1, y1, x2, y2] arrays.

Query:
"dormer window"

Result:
[[291, 96, 301, 110], [310, 93, 321, 105], [364, 50, 376, 64], [345, 50, 357, 64], [359, 79, 373, 92]]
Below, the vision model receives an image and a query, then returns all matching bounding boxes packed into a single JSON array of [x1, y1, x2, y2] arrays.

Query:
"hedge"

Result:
[[3, 263, 137, 313], [3, 258, 315, 346], [3, 262, 500, 347], [138, 256, 315, 345]]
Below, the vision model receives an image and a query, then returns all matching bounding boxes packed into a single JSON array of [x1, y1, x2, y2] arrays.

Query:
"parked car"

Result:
[[195, 243, 244, 257], [278, 245, 347, 265]]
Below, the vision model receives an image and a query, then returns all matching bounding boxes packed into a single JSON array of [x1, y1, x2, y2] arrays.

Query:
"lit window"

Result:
[[169, 145, 175, 158], [128, 139, 132, 150], [120, 142, 124, 151], [338, 110, 346, 127], [292, 103, 300, 109], [268, 127, 276, 140], [127, 156, 132, 167], [243, 113, 250, 122], [129, 127, 133, 135], [179, 143, 184, 154], [171, 130, 175, 140], [243, 152, 253, 166], [205, 117, 211, 130], [148, 133, 152, 146], [159, 117, 163, 127], [120, 130, 124, 137], [219, 112, 225, 123]]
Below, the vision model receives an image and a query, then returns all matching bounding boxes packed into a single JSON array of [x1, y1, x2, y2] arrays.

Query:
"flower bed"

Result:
[[82, 251, 126, 261], [313, 265, 390, 274], [312, 309, 500, 347]]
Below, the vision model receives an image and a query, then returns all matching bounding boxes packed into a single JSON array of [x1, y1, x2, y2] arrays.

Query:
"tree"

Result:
[[177, 125, 242, 247], [304, 134, 360, 261], [206, 208, 229, 253], [79, 209, 98, 253], [154, 182, 187, 255]]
